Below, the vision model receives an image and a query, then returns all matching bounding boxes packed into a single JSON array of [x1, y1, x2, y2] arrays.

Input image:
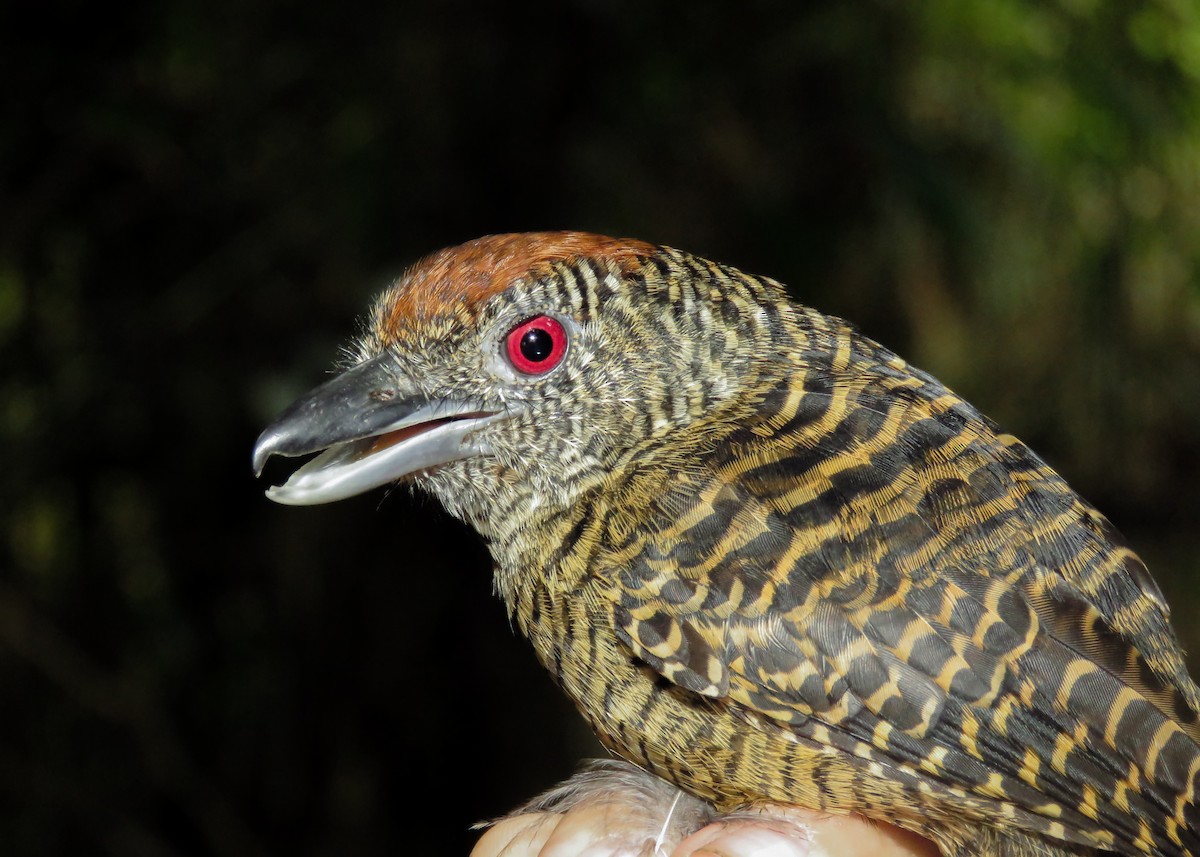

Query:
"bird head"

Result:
[[252, 232, 785, 538]]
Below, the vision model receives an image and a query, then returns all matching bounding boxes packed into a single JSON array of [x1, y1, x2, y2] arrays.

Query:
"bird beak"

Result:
[[251, 352, 503, 505]]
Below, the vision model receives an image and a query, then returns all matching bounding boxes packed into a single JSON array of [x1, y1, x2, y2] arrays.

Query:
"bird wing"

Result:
[[605, 379, 1200, 856]]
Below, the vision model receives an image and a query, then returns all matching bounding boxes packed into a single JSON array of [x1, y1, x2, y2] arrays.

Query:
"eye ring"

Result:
[[505, 315, 568, 375]]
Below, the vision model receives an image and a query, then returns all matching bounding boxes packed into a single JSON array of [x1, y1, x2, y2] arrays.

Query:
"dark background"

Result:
[[3, 2, 1199, 855]]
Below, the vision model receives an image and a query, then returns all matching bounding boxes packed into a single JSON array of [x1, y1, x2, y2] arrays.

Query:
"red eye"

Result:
[[505, 315, 568, 375]]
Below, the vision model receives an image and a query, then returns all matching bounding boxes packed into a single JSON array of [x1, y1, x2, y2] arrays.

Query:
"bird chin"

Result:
[[263, 411, 506, 506]]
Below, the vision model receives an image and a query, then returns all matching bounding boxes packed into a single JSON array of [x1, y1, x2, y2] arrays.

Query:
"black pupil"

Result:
[[519, 327, 554, 362]]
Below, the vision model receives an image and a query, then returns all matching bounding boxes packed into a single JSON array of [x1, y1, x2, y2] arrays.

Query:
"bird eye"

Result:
[[505, 315, 568, 375]]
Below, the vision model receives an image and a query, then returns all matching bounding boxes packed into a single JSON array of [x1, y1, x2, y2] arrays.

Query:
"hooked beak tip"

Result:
[[251, 430, 282, 478]]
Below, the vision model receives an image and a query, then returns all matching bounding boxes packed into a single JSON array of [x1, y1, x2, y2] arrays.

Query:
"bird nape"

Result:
[[252, 232, 1200, 857]]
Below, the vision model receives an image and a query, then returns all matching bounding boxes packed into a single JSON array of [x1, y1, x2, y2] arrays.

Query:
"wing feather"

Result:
[[604, 369, 1200, 855]]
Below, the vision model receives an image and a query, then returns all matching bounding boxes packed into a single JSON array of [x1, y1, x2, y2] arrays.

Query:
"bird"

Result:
[[252, 231, 1200, 857]]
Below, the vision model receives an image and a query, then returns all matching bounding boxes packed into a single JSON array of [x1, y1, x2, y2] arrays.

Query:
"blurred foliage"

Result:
[[1, 0, 1198, 855]]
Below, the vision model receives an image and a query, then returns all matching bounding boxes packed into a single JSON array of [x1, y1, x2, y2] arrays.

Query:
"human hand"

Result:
[[471, 761, 940, 857]]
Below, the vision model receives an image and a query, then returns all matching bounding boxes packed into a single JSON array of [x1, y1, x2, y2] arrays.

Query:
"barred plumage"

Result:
[[253, 232, 1200, 857]]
